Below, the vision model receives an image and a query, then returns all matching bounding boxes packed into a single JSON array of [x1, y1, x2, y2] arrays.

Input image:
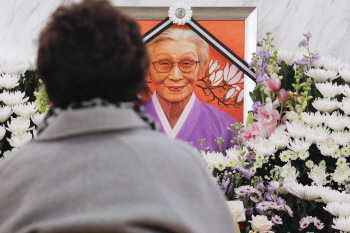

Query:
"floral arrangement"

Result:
[[201, 32, 350, 232], [0, 57, 48, 159]]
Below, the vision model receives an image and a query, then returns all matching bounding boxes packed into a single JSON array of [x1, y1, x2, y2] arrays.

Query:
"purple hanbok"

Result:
[[142, 93, 237, 153]]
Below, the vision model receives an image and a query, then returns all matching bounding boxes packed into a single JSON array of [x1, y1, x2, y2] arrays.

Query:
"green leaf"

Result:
[[218, 87, 222, 92], [205, 92, 211, 96]]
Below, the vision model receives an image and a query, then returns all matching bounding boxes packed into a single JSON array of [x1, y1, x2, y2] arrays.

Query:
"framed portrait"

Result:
[[122, 6, 257, 151]]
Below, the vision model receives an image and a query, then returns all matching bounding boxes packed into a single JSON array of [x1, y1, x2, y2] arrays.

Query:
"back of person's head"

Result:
[[37, 0, 149, 108]]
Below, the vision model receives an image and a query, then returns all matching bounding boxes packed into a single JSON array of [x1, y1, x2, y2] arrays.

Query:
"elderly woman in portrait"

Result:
[[143, 28, 237, 152]]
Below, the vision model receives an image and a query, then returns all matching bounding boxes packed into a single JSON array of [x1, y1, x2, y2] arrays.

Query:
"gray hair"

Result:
[[147, 28, 209, 71]]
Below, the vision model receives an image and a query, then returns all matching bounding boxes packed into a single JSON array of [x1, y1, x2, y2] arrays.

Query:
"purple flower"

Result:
[[252, 101, 263, 113], [258, 50, 271, 59], [266, 193, 275, 201], [258, 197, 264, 202], [298, 39, 307, 47], [305, 33, 312, 39], [256, 75, 268, 83], [257, 40, 263, 47], [311, 52, 320, 60], [237, 166, 252, 180], [277, 197, 286, 205], [296, 58, 311, 70], [249, 59, 256, 69], [267, 186, 276, 192], [256, 208, 264, 215], [246, 207, 253, 216], [221, 179, 230, 193], [256, 183, 265, 190]]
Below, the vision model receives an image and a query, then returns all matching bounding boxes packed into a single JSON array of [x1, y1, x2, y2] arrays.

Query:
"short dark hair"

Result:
[[37, 0, 149, 107]]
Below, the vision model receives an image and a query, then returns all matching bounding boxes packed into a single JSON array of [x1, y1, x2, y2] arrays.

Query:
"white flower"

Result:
[[301, 111, 325, 127], [249, 215, 274, 233], [344, 85, 350, 98], [0, 91, 29, 106], [168, 2, 192, 25], [0, 126, 5, 140], [325, 202, 350, 217], [281, 161, 299, 183], [330, 130, 350, 146], [341, 146, 350, 157], [227, 201, 246, 222], [322, 55, 348, 72], [305, 125, 330, 144], [269, 130, 290, 150], [319, 160, 326, 167], [226, 147, 243, 162], [290, 151, 298, 160], [286, 183, 324, 201], [277, 49, 297, 65], [317, 138, 339, 156], [26, 56, 37, 70], [332, 166, 350, 185], [7, 132, 32, 148], [6, 116, 31, 133], [0, 106, 12, 123], [298, 151, 309, 160], [250, 167, 256, 175], [0, 63, 28, 75], [208, 59, 220, 74], [223, 62, 243, 85], [254, 161, 263, 168], [332, 148, 341, 158], [308, 165, 329, 185], [255, 154, 264, 161], [324, 111, 349, 131], [337, 157, 348, 167], [312, 97, 339, 113], [203, 151, 226, 170], [332, 217, 350, 232], [279, 150, 291, 162], [0, 74, 20, 89], [305, 68, 339, 82], [226, 86, 242, 100], [31, 112, 47, 126], [254, 139, 277, 156], [315, 81, 343, 98], [339, 68, 350, 83], [305, 160, 314, 168], [340, 97, 350, 115], [12, 103, 37, 118], [3, 150, 11, 158], [286, 121, 307, 138], [209, 69, 223, 86], [285, 111, 300, 122], [319, 190, 350, 203], [288, 138, 312, 153]]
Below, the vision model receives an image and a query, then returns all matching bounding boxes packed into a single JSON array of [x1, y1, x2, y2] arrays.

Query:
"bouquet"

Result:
[[202, 32, 350, 232]]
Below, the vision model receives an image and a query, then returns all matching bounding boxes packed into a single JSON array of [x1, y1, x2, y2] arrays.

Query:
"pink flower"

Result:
[[266, 78, 281, 92], [256, 202, 270, 211], [241, 122, 263, 140], [299, 218, 310, 229], [272, 215, 283, 225], [314, 219, 324, 230], [278, 89, 290, 103], [285, 205, 293, 217], [253, 104, 280, 133]]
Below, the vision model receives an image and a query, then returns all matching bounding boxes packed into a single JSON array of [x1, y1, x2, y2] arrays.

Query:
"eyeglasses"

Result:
[[151, 60, 200, 73]]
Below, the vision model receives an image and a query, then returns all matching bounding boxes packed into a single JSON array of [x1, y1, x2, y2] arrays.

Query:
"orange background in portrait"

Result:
[[138, 20, 245, 123]]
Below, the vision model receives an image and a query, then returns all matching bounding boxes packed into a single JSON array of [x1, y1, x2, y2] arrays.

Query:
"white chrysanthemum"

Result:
[[7, 132, 32, 148], [289, 150, 298, 160], [168, 2, 192, 25], [254, 139, 277, 156], [298, 151, 309, 160], [315, 81, 343, 98], [339, 68, 350, 83], [281, 161, 299, 183], [250, 167, 256, 175], [324, 202, 350, 217], [255, 154, 264, 161], [332, 217, 350, 232], [0, 91, 29, 106], [285, 183, 323, 201], [317, 138, 339, 156], [0, 106, 12, 123], [11, 147, 19, 154], [285, 111, 300, 122], [332, 148, 341, 158], [0, 74, 20, 89], [312, 97, 339, 113], [31, 112, 47, 126], [0, 126, 5, 140], [319, 189, 350, 204], [322, 55, 348, 72], [286, 121, 307, 138], [254, 161, 263, 168], [305, 68, 339, 82], [308, 165, 329, 185], [306, 125, 330, 144], [269, 130, 290, 150], [337, 157, 348, 167], [330, 130, 350, 147], [332, 166, 350, 185], [0, 63, 28, 75], [324, 111, 349, 131], [344, 85, 350, 98], [203, 151, 226, 170], [26, 56, 37, 71], [277, 49, 297, 65], [288, 138, 312, 153], [301, 111, 325, 127], [319, 160, 326, 167], [3, 150, 11, 158], [306, 160, 314, 168], [341, 146, 350, 157], [340, 97, 350, 115], [294, 51, 307, 62], [279, 151, 290, 162], [6, 116, 31, 133], [12, 103, 37, 118]]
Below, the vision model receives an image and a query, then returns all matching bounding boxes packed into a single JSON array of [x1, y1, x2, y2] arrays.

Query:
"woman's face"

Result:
[[148, 40, 201, 103]]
